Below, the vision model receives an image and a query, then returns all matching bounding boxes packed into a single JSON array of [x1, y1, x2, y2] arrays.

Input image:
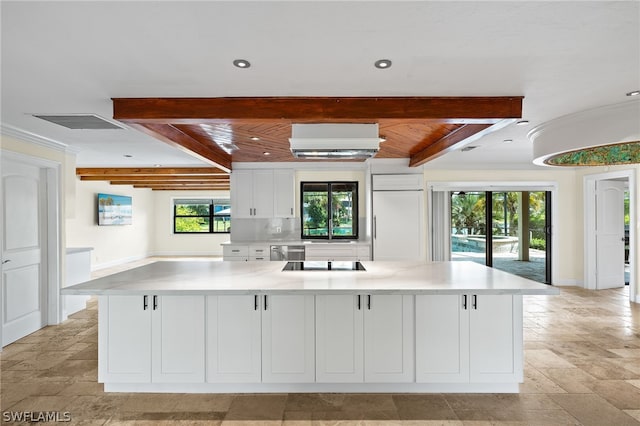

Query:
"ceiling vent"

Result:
[[33, 114, 125, 130], [289, 123, 382, 160]]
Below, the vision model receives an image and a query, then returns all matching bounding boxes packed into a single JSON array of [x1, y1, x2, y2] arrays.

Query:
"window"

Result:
[[301, 182, 358, 239], [173, 199, 230, 234]]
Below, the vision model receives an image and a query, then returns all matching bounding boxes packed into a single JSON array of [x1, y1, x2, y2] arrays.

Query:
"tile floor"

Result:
[[1, 259, 640, 425]]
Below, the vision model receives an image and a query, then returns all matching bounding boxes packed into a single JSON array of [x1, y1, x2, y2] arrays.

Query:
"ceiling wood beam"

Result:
[[76, 167, 228, 176], [80, 175, 229, 182], [112, 180, 229, 186], [113, 97, 523, 122], [133, 185, 230, 191], [128, 123, 232, 172], [409, 124, 493, 167]]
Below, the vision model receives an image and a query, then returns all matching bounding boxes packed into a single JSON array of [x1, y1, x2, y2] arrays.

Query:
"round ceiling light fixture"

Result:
[[233, 59, 251, 69], [374, 59, 392, 69], [250, 136, 260, 141], [626, 90, 640, 97], [263, 152, 270, 156]]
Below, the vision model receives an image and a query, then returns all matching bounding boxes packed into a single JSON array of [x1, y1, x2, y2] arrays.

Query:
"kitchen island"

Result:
[[62, 260, 558, 393]]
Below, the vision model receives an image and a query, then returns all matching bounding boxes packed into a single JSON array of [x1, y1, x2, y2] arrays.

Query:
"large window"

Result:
[[173, 199, 230, 234], [301, 182, 358, 240]]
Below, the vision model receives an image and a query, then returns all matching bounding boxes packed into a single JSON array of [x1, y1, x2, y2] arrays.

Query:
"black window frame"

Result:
[[300, 181, 358, 240], [173, 199, 231, 234]]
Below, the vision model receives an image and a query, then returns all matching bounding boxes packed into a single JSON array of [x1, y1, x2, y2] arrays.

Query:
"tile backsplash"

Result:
[[230, 217, 368, 242]]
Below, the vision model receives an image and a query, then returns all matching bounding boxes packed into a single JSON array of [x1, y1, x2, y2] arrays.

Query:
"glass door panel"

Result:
[[450, 191, 487, 266]]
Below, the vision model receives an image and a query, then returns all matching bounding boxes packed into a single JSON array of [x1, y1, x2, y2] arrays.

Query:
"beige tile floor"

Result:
[[1, 259, 640, 425]]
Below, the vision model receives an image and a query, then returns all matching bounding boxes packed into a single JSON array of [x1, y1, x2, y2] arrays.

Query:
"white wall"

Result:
[[152, 190, 231, 256], [66, 179, 154, 270]]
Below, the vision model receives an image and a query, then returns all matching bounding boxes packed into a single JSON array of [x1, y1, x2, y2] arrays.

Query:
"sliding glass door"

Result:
[[451, 190, 551, 284]]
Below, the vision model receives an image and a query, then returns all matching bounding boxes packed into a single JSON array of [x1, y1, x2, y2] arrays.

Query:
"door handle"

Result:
[[367, 295, 371, 310], [462, 294, 467, 310], [143, 295, 148, 310], [291, 207, 293, 215], [153, 295, 158, 310], [472, 295, 477, 310], [254, 295, 259, 310], [264, 295, 268, 310], [357, 295, 361, 310]]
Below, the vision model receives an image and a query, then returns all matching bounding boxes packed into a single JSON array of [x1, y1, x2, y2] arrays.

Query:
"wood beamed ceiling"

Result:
[[76, 167, 230, 191], [83, 97, 522, 190], [113, 97, 524, 171]]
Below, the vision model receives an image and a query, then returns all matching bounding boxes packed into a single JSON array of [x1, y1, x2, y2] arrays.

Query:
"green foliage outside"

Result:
[[451, 191, 547, 248], [302, 188, 355, 237], [174, 203, 230, 233]]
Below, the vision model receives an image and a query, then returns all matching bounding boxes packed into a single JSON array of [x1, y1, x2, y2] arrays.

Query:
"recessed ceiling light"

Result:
[[123, 154, 133, 158], [233, 59, 251, 69], [460, 146, 478, 152], [626, 90, 640, 97], [154, 164, 162, 167], [250, 136, 260, 141], [379, 136, 387, 142], [516, 120, 530, 126], [374, 59, 392, 69], [503, 139, 513, 144], [263, 152, 270, 156]]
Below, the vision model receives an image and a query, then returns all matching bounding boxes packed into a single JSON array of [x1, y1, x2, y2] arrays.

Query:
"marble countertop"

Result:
[[61, 260, 559, 296]]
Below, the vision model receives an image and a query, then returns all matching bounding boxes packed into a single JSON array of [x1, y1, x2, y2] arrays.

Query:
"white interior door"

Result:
[[2, 159, 46, 346], [596, 180, 626, 289]]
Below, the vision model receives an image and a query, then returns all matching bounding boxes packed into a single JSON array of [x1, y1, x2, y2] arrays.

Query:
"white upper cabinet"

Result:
[[231, 169, 294, 219], [273, 169, 295, 218]]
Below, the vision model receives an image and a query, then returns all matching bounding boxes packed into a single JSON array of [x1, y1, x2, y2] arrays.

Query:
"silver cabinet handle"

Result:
[[291, 207, 293, 215], [373, 216, 377, 239]]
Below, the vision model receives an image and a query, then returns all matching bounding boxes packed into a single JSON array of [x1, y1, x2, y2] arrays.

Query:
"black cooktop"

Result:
[[282, 261, 366, 271]]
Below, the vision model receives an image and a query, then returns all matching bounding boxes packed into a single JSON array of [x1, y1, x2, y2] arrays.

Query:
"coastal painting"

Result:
[[98, 193, 132, 225]]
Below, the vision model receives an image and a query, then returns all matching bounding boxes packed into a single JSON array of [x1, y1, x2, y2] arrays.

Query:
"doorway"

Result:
[[584, 170, 636, 302], [450, 190, 551, 284], [0, 151, 61, 347]]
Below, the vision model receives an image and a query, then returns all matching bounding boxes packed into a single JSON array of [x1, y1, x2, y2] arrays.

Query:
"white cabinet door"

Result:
[[231, 170, 254, 219], [316, 295, 364, 383], [274, 169, 295, 218], [207, 295, 261, 383], [364, 294, 414, 382], [252, 170, 275, 218], [262, 294, 315, 383], [469, 295, 521, 383], [372, 191, 424, 260], [98, 295, 152, 383], [152, 296, 205, 383], [416, 295, 470, 383]]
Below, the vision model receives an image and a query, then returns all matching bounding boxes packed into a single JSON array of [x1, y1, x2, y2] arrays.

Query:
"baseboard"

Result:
[[553, 279, 583, 287], [92, 254, 150, 271], [149, 251, 223, 257]]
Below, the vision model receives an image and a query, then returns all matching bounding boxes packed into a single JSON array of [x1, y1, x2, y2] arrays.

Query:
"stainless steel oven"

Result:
[[270, 245, 305, 261]]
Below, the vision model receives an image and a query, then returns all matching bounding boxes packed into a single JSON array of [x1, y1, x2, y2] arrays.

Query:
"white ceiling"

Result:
[[1, 1, 638, 169]]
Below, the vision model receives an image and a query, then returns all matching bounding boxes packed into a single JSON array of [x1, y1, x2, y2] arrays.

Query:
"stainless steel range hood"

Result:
[[289, 123, 382, 159]]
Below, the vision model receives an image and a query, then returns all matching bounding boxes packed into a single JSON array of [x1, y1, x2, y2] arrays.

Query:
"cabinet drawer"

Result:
[[249, 246, 269, 257], [223, 245, 249, 257]]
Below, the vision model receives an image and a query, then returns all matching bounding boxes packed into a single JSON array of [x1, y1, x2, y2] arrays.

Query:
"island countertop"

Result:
[[61, 260, 559, 296]]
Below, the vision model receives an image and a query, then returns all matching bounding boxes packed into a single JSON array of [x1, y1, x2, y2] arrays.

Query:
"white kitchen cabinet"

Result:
[[99, 295, 152, 383], [356, 245, 371, 261], [249, 245, 270, 261], [206, 295, 261, 383], [316, 294, 414, 383], [416, 294, 522, 384], [316, 294, 364, 382], [304, 243, 371, 261], [98, 295, 205, 384], [223, 245, 249, 261], [274, 169, 295, 218], [231, 169, 294, 219], [262, 294, 315, 383]]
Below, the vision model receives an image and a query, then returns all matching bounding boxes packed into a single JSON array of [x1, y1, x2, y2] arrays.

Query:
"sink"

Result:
[[282, 261, 366, 271]]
